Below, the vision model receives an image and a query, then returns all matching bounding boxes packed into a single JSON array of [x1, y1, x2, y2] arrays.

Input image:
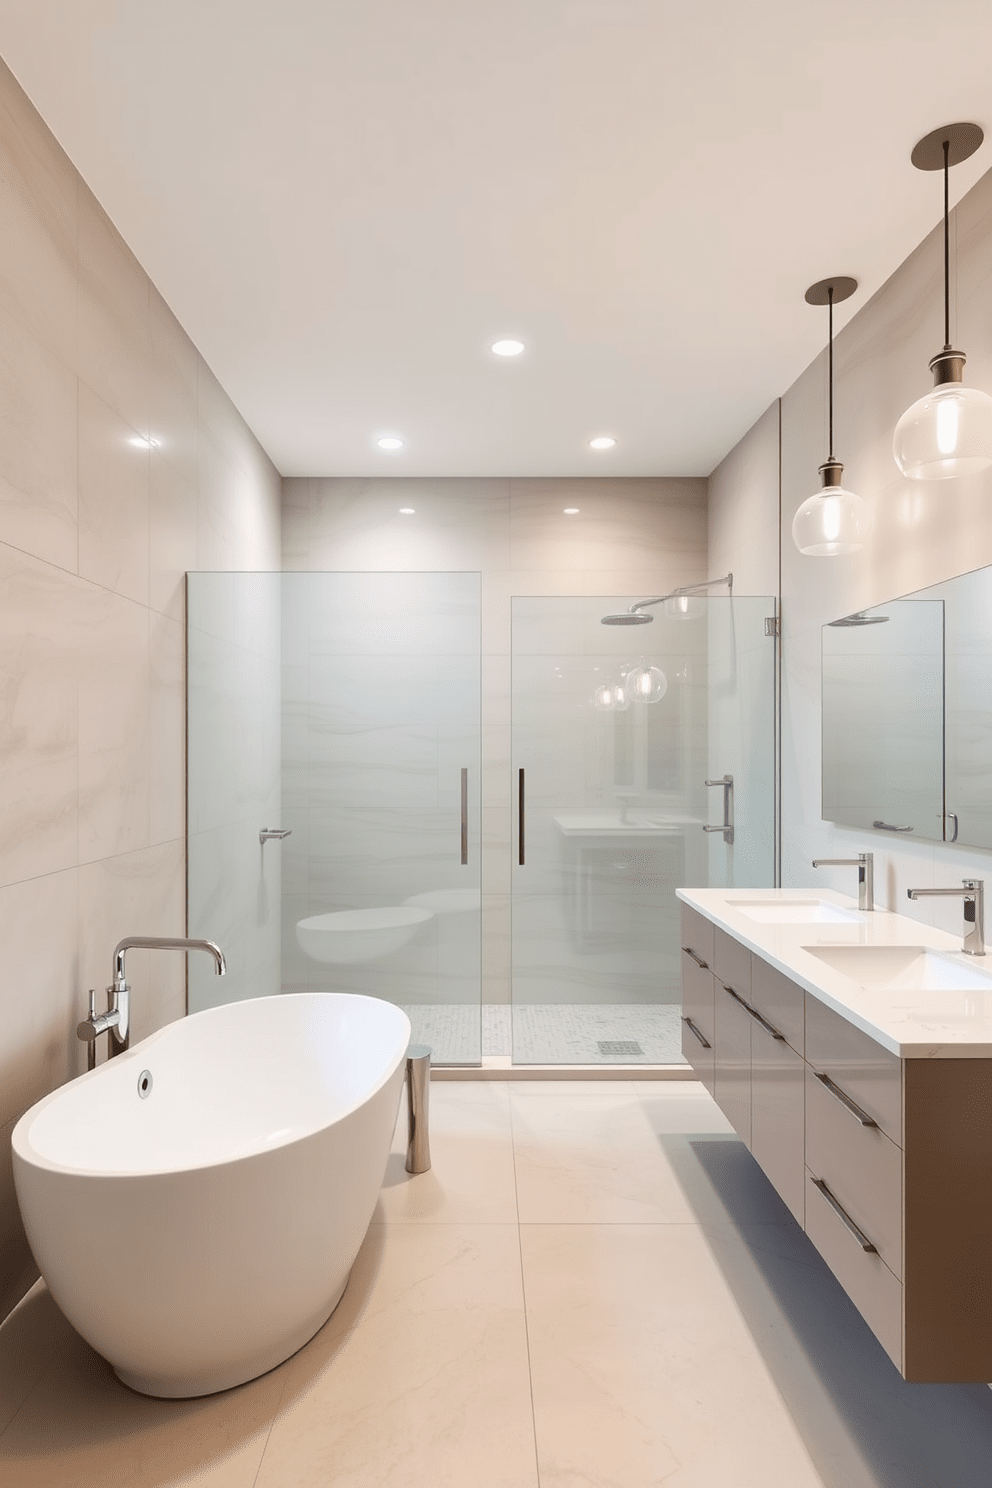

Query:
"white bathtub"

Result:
[[12, 992, 410, 1398]]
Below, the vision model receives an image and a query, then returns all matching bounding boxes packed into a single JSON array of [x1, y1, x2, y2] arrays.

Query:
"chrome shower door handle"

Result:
[[460, 768, 468, 865], [703, 775, 734, 845]]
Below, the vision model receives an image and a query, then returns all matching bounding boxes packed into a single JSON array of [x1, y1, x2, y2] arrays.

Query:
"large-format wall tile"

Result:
[[149, 455, 197, 621], [0, 544, 79, 888], [307, 477, 510, 573], [0, 299, 77, 571], [77, 585, 149, 863], [77, 383, 150, 605], [0, 59, 76, 372], [77, 839, 186, 1048], [77, 185, 149, 441], [0, 868, 78, 1127], [149, 611, 185, 846], [148, 285, 198, 489]]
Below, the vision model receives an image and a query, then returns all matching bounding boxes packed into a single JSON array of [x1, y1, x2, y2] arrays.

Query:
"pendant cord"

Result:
[[943, 136, 951, 350], [828, 285, 834, 461]]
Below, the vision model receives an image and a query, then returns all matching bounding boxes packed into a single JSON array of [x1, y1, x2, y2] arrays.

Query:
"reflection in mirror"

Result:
[[822, 600, 943, 841]]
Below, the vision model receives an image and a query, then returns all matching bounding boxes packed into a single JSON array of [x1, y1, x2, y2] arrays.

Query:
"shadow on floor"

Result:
[[0, 1210, 388, 1486], [665, 1134, 992, 1488]]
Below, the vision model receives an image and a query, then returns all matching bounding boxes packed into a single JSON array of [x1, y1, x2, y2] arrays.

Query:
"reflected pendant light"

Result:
[[893, 123, 992, 480], [792, 277, 872, 556]]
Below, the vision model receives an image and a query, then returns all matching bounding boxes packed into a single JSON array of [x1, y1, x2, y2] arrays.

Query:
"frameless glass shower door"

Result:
[[188, 570, 483, 1064], [510, 593, 775, 1065]]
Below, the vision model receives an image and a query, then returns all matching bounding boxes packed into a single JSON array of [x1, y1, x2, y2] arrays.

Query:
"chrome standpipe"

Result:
[[405, 1044, 432, 1174]]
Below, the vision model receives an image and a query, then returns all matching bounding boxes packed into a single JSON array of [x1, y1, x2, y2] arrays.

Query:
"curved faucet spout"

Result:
[[113, 936, 227, 989]]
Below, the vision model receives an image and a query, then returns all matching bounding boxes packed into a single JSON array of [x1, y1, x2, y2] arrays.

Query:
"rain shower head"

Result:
[[601, 611, 653, 626], [600, 573, 733, 626], [828, 611, 890, 626]]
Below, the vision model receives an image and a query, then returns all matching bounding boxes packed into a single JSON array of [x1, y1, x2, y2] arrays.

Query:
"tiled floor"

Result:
[[4, 1082, 992, 1485], [404, 1002, 686, 1064]]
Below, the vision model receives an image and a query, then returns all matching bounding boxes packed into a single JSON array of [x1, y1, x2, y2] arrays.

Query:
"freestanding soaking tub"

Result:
[[12, 992, 411, 1398]]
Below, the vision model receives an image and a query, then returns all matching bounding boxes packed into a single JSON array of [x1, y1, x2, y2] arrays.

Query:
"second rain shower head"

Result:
[[600, 574, 733, 626], [601, 611, 654, 626]]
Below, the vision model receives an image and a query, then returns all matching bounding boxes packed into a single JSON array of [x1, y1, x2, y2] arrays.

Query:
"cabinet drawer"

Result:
[[713, 982, 751, 1147], [680, 904, 715, 969], [681, 951, 715, 1095], [750, 957, 804, 1055], [805, 1064, 902, 1279], [714, 927, 751, 997], [805, 994, 902, 1146], [805, 1169, 903, 1371], [751, 1022, 805, 1225]]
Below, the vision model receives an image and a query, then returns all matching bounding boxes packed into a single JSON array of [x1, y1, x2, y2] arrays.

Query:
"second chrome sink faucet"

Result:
[[907, 880, 985, 956], [811, 852, 874, 911]]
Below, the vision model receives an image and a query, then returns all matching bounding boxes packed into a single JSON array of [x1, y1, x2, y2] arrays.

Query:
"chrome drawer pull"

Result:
[[683, 1016, 711, 1050], [684, 947, 708, 970], [813, 1071, 878, 1128], [810, 1176, 877, 1253], [744, 1003, 785, 1040]]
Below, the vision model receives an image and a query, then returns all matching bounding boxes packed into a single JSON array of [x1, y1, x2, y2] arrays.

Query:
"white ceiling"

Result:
[[1, 1, 991, 478]]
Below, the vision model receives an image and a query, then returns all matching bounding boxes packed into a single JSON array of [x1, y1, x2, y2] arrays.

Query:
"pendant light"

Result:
[[792, 277, 872, 556], [893, 123, 992, 480]]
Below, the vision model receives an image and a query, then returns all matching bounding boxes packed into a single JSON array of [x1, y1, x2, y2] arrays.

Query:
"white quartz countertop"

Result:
[[677, 886, 992, 1059]]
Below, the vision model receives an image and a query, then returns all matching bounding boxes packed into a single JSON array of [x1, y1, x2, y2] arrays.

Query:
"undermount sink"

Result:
[[802, 944, 992, 993], [727, 899, 861, 925]]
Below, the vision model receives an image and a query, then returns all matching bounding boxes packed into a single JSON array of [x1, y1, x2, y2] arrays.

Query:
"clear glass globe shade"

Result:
[[611, 681, 631, 711], [663, 594, 704, 620], [592, 683, 615, 712], [626, 662, 668, 704], [893, 382, 992, 480], [791, 486, 872, 557]]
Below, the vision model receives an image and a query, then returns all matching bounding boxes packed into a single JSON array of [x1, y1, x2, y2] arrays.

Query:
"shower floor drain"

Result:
[[597, 1040, 644, 1057]]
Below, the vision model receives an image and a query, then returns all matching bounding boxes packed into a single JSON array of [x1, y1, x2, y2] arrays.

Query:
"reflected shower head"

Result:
[[601, 611, 653, 626], [828, 611, 890, 626]]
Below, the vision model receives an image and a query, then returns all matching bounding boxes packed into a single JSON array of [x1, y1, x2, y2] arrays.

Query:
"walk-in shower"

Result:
[[187, 572, 776, 1068]]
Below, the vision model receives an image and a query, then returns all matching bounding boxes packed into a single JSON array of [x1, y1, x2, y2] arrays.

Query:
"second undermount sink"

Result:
[[727, 899, 862, 925], [802, 944, 992, 993]]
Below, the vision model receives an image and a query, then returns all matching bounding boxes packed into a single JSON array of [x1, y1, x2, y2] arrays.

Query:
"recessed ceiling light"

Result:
[[399, 508, 415, 515], [588, 436, 616, 450], [563, 508, 580, 515], [491, 339, 525, 357], [129, 435, 161, 450], [377, 435, 404, 451]]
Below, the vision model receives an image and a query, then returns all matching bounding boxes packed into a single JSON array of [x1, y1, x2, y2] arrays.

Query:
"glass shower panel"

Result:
[[187, 570, 482, 1065], [510, 593, 775, 1065], [280, 572, 482, 1064]]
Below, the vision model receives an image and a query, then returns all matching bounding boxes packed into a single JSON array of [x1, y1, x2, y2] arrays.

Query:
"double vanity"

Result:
[[678, 885, 992, 1383]]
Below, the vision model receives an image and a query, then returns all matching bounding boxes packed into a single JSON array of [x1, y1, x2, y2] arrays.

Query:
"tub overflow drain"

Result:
[[137, 1070, 153, 1099]]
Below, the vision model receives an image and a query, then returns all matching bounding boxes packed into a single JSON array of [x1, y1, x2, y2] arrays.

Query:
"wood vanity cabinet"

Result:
[[679, 904, 992, 1381]]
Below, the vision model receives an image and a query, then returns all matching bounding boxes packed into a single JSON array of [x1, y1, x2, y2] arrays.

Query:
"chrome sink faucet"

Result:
[[906, 880, 985, 956], [76, 936, 226, 1070], [811, 852, 874, 911]]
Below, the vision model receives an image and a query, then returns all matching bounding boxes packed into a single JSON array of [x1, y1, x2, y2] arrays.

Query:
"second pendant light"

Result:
[[792, 277, 872, 556]]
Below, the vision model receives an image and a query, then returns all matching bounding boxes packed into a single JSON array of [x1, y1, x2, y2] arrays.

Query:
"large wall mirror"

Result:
[[822, 562, 992, 851]]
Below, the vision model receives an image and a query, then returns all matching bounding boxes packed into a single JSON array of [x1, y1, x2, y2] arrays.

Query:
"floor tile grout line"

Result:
[[248, 1378, 289, 1488], [0, 1359, 52, 1446], [508, 1086, 544, 1488]]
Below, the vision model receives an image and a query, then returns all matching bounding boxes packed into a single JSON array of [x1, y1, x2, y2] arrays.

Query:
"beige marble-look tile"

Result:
[[0, 300, 77, 571], [255, 1222, 538, 1488], [77, 584, 149, 863], [77, 839, 185, 1050], [77, 383, 150, 605], [0, 1285, 282, 1487], [77, 184, 149, 441], [149, 452, 197, 621], [0, 59, 77, 373], [148, 610, 185, 846], [521, 1222, 823, 1488], [379, 1081, 516, 1223], [0, 544, 79, 888], [196, 421, 249, 572], [0, 1125, 38, 1331], [0, 868, 77, 1128], [148, 285, 198, 489], [509, 1086, 706, 1223]]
